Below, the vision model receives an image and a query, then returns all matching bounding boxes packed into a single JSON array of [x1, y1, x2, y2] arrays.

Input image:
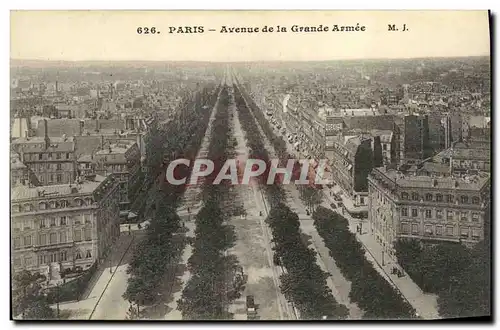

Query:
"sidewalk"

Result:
[[324, 198, 441, 320], [354, 230, 440, 319]]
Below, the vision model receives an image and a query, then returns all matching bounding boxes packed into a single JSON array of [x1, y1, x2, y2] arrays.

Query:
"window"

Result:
[[461, 196, 469, 204], [84, 214, 91, 224], [60, 216, 67, 226], [49, 232, 57, 244], [401, 192, 409, 200], [436, 194, 443, 202], [24, 235, 32, 247], [360, 197, 365, 205], [412, 209, 418, 217], [60, 200, 68, 208], [412, 193, 419, 201], [461, 212, 468, 221], [425, 193, 433, 201], [38, 153, 42, 160], [74, 230, 82, 242], [60, 251, 67, 261], [447, 210, 454, 220], [425, 225, 433, 235], [436, 226, 443, 235], [75, 199, 83, 207], [14, 257, 21, 267], [84, 227, 92, 241], [472, 213, 480, 222], [401, 223, 410, 234], [56, 153, 61, 159], [460, 227, 469, 238], [447, 195, 454, 203], [60, 231, 67, 243], [472, 197, 480, 205], [75, 251, 82, 260], [412, 224, 419, 234], [472, 228, 480, 239], [50, 217, 56, 227], [57, 174, 62, 183], [74, 217, 81, 225], [436, 210, 443, 219], [401, 208, 408, 217], [24, 257, 33, 266], [425, 209, 432, 218], [383, 144, 388, 151], [12, 205, 20, 213], [86, 250, 92, 259], [57, 164, 62, 171], [39, 234, 47, 245], [66, 153, 70, 159], [39, 203, 47, 211], [14, 237, 20, 249], [24, 204, 32, 212]]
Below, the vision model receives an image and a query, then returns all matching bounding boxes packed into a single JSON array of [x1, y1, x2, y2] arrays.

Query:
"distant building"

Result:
[[11, 121, 77, 186], [434, 143, 491, 173], [396, 114, 432, 164], [11, 174, 121, 279], [368, 167, 490, 258]]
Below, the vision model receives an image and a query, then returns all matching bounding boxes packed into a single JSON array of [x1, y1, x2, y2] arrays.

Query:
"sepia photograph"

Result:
[[9, 10, 491, 321]]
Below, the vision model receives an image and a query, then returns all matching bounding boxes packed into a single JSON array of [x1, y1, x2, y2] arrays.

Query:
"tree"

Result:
[[13, 271, 55, 320]]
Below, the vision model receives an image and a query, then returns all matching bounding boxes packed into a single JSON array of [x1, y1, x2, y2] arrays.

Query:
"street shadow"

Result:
[[300, 232, 313, 247]]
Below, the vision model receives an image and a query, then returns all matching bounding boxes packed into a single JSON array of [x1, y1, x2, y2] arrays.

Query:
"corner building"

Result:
[[368, 167, 490, 258], [11, 174, 121, 279]]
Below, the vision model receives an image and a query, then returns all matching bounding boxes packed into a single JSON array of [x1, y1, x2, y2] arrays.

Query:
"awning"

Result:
[[128, 212, 138, 220]]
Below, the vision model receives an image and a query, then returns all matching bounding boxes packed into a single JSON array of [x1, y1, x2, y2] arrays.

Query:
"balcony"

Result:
[[33, 241, 74, 251]]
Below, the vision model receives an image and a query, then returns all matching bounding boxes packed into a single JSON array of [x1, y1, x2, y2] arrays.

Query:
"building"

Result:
[[11, 121, 77, 186], [325, 134, 373, 212], [91, 141, 142, 217], [433, 143, 491, 173], [396, 114, 432, 164], [368, 166, 490, 258], [11, 173, 121, 279]]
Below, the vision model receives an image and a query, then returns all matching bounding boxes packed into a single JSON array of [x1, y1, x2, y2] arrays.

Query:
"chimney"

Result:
[[44, 119, 50, 149]]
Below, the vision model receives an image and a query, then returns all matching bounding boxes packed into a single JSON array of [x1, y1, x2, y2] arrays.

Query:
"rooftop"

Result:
[[437, 147, 491, 161], [12, 174, 107, 201], [371, 167, 490, 191]]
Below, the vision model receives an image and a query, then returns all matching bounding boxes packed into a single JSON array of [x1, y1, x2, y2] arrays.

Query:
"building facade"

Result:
[[11, 174, 121, 279], [368, 167, 490, 258], [93, 141, 142, 215]]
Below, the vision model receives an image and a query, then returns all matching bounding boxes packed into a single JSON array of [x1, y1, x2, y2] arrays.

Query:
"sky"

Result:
[[10, 10, 491, 62]]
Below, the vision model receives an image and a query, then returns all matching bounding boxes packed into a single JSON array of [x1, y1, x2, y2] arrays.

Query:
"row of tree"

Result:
[[233, 84, 286, 207], [313, 206, 417, 319], [177, 87, 245, 319], [233, 84, 346, 319], [237, 84, 325, 214], [123, 85, 221, 317], [267, 204, 349, 319], [395, 237, 490, 318]]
